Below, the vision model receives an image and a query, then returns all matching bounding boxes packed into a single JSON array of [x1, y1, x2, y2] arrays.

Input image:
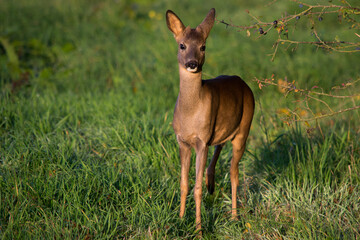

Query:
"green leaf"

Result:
[[0, 37, 21, 79], [0, 37, 19, 65]]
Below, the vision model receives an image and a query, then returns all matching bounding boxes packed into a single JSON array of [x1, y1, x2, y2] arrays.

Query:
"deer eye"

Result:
[[179, 43, 186, 50], [200, 45, 206, 51]]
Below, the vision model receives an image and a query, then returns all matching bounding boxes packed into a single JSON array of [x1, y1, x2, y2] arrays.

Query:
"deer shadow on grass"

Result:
[[247, 125, 345, 190], [175, 125, 346, 236], [201, 126, 323, 234]]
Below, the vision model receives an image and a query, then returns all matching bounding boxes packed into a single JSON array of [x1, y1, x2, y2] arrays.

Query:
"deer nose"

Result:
[[185, 61, 198, 70]]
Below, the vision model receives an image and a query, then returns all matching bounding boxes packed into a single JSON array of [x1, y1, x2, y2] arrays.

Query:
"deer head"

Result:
[[166, 8, 215, 73]]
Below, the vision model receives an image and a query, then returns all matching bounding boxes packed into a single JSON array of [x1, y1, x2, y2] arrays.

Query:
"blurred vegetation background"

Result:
[[1, 0, 359, 238]]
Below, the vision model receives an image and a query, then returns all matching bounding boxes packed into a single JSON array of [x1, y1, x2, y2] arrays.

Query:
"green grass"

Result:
[[1, 0, 360, 239]]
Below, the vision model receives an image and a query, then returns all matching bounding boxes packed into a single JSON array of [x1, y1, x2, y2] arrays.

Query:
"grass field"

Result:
[[1, 0, 360, 239]]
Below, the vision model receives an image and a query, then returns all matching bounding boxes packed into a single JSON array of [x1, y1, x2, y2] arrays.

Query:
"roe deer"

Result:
[[166, 8, 255, 233]]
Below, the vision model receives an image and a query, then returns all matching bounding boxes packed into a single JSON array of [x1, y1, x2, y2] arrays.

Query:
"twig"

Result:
[[255, 78, 360, 99], [253, 77, 360, 123], [295, 106, 360, 122], [216, 0, 360, 58]]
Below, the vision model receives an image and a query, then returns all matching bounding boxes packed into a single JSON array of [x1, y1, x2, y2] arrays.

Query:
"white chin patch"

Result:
[[186, 67, 198, 73]]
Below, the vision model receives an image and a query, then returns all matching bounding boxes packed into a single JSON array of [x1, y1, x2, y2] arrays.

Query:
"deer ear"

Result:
[[196, 8, 215, 39], [166, 10, 185, 37]]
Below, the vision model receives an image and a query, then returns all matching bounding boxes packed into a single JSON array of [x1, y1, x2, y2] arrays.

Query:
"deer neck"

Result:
[[178, 65, 203, 111]]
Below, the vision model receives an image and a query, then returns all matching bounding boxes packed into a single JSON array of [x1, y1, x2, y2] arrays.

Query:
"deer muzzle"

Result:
[[185, 61, 199, 73]]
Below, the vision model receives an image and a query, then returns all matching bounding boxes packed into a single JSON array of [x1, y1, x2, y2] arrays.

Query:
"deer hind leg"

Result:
[[230, 131, 250, 219], [206, 144, 223, 194]]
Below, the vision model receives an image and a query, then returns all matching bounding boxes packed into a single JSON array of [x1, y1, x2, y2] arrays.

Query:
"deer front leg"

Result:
[[178, 141, 191, 218], [194, 140, 209, 234]]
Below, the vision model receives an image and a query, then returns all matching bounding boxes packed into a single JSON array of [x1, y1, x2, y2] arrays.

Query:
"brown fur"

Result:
[[166, 8, 255, 234]]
